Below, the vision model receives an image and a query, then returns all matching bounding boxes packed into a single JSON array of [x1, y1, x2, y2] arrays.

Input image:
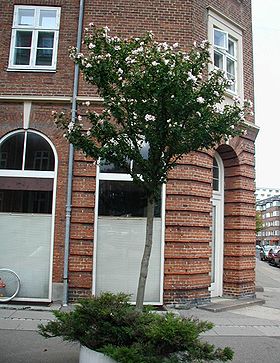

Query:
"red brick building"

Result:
[[0, 0, 258, 305]]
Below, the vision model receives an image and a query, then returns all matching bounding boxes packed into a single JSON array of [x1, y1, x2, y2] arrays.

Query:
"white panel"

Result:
[[0, 213, 52, 299], [96, 217, 161, 302]]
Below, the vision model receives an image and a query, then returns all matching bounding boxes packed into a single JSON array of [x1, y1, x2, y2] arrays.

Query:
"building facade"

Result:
[[256, 187, 280, 202], [0, 0, 258, 305], [256, 196, 280, 246]]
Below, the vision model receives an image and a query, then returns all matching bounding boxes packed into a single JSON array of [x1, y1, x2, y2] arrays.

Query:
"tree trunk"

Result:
[[135, 196, 155, 310]]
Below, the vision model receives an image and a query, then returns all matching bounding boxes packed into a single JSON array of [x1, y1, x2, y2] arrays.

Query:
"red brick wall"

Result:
[[0, 0, 256, 304]]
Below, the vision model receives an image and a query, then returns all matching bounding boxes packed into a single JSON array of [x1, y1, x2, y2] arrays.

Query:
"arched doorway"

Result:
[[0, 130, 57, 301], [210, 153, 224, 297]]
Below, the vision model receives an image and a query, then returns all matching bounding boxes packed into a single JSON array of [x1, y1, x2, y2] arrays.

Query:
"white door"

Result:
[[210, 154, 224, 297]]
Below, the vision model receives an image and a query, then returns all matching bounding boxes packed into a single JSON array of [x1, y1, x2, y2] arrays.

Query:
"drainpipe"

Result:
[[63, 0, 85, 306]]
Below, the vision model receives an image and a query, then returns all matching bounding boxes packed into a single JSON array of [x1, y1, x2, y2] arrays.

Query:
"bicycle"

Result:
[[0, 268, 21, 302]]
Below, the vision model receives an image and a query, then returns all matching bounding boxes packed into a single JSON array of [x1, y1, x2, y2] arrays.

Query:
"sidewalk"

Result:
[[0, 259, 279, 362], [0, 295, 279, 337]]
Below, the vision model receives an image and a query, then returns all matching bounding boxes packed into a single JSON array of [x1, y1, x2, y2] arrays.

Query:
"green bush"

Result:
[[39, 292, 233, 362]]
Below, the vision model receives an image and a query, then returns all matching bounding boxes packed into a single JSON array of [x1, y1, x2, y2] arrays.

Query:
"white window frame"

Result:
[[92, 160, 166, 305], [208, 8, 244, 100], [8, 5, 61, 71], [213, 28, 238, 93], [0, 129, 58, 302]]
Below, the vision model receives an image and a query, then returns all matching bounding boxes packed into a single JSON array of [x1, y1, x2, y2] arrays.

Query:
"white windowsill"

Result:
[[7, 67, 56, 73]]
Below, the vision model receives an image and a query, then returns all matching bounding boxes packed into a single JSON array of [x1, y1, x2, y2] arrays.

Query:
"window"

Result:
[[208, 9, 243, 98], [9, 6, 60, 71], [213, 28, 237, 93], [0, 130, 55, 214], [212, 157, 219, 192]]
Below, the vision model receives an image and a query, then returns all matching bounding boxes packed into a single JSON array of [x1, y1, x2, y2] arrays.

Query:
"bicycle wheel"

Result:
[[0, 268, 20, 303]]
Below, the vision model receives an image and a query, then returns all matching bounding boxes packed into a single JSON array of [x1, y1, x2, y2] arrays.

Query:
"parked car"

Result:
[[268, 246, 280, 266], [260, 245, 272, 261], [274, 249, 280, 267]]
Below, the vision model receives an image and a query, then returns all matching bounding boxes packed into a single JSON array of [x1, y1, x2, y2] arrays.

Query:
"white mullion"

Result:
[[22, 131, 28, 171], [52, 31, 59, 67], [31, 30, 38, 67]]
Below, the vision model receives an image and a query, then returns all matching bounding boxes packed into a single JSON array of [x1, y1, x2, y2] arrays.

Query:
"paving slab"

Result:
[[16, 319, 43, 331], [0, 309, 16, 318], [230, 305, 280, 321], [0, 319, 21, 330], [211, 325, 264, 336], [254, 325, 280, 336], [11, 310, 54, 320]]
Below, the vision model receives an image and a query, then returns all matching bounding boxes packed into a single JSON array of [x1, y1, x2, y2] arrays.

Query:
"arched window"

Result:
[[0, 130, 55, 214], [213, 157, 220, 192], [211, 152, 224, 297], [0, 130, 57, 301]]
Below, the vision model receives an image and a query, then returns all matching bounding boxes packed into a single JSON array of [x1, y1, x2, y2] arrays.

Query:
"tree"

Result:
[[256, 211, 263, 234], [55, 26, 252, 310]]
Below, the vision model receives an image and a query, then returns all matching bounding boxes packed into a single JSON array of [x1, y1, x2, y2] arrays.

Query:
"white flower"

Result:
[[187, 71, 197, 83], [213, 104, 223, 114], [86, 63, 92, 68], [89, 22, 94, 27], [197, 97, 205, 104], [173, 42, 179, 48], [145, 114, 156, 122], [245, 99, 253, 108], [163, 59, 169, 65], [200, 40, 208, 49], [171, 95, 175, 99], [193, 41, 197, 47], [51, 110, 57, 115], [88, 43, 95, 49], [117, 68, 123, 75], [68, 121, 75, 133], [114, 46, 121, 51], [77, 115, 83, 121], [213, 91, 219, 97], [151, 61, 159, 66], [86, 130, 91, 136], [85, 101, 91, 106], [233, 95, 241, 104], [196, 111, 201, 117]]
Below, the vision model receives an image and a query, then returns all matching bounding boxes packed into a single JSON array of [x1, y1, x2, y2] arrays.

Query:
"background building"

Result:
[[256, 196, 280, 246], [0, 0, 258, 305], [256, 187, 280, 202]]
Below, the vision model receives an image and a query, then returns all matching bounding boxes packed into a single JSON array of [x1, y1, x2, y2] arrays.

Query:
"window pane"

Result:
[[39, 10, 57, 28], [100, 159, 130, 173], [99, 181, 161, 217], [0, 133, 24, 170], [227, 58, 235, 76], [0, 190, 52, 214], [15, 31, 32, 47], [25, 133, 55, 171], [36, 49, 53, 65], [214, 51, 223, 69], [17, 9, 35, 26], [228, 39, 235, 56], [214, 29, 227, 49], [37, 32, 54, 48], [213, 158, 219, 191], [14, 48, 31, 65]]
